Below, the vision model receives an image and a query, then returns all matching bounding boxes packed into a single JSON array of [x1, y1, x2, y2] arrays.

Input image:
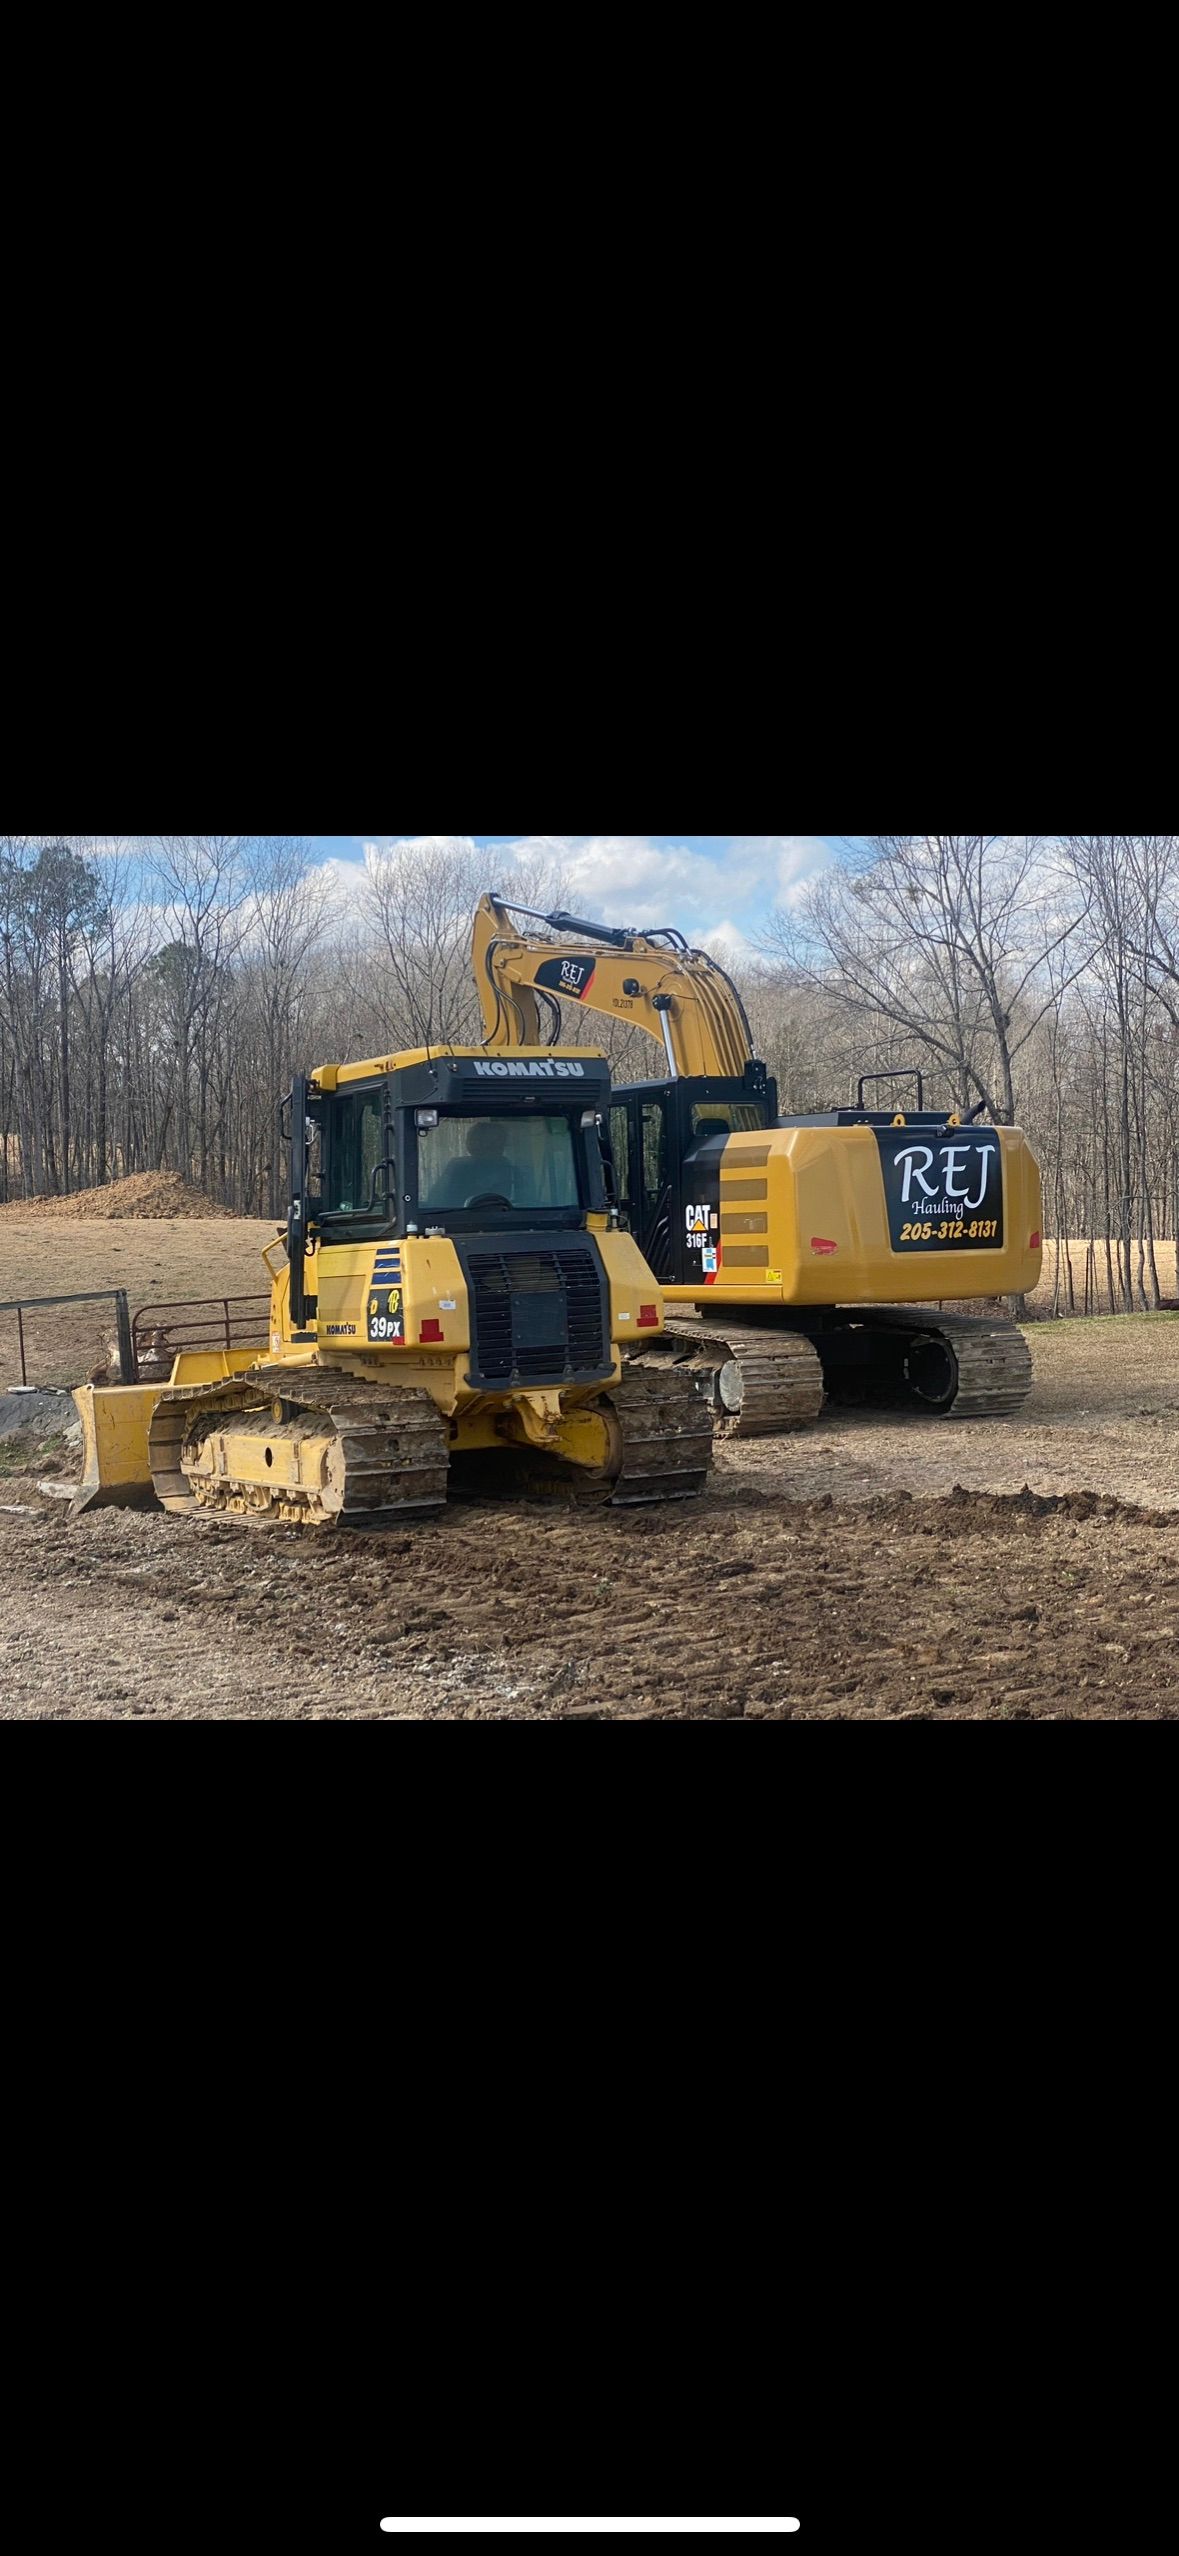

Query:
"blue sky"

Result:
[[308, 835, 856, 948]]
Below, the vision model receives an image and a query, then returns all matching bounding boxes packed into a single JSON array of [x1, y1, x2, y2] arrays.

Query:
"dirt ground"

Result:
[[4, 1310, 1179, 1719], [735, 1315, 1179, 1512]]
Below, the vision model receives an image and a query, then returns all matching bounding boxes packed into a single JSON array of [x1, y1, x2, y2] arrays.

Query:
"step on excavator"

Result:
[[71, 1044, 713, 1523], [472, 895, 1044, 1437]]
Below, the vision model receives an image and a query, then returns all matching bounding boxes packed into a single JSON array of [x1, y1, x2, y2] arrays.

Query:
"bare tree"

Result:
[[149, 836, 249, 1182], [766, 834, 1088, 1123], [362, 837, 487, 1047], [239, 838, 329, 1212]]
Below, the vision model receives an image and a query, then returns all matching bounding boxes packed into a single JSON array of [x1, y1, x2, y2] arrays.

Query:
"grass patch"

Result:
[[1025, 1311, 1179, 1335]]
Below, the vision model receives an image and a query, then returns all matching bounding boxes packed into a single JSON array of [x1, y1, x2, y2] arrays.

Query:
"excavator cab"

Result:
[[606, 1066, 774, 1283]]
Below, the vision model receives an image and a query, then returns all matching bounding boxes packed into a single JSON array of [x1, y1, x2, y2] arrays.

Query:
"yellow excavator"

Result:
[[472, 894, 1044, 1433], [71, 1042, 713, 1521]]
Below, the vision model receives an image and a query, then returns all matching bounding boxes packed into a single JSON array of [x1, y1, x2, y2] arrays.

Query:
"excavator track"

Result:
[[838, 1318, 1033, 1421], [652, 1307, 1032, 1425], [147, 1368, 450, 1527], [655, 1319, 826, 1438]]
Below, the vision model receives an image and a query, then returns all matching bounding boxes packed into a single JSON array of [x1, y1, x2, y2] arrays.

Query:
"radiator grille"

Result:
[[466, 1247, 607, 1385]]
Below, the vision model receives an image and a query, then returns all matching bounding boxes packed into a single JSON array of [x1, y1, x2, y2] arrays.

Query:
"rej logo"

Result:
[[894, 1140, 993, 1212]]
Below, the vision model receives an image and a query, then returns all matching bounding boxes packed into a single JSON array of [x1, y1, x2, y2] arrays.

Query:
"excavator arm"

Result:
[[472, 892, 757, 1079]]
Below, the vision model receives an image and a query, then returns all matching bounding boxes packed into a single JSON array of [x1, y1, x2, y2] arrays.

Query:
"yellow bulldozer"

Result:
[[72, 1043, 713, 1522], [472, 894, 1045, 1434]]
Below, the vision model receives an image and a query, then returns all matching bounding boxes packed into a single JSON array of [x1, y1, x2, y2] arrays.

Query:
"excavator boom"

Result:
[[473, 892, 758, 1080]]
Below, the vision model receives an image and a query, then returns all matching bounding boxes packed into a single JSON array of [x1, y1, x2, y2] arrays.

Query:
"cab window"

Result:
[[609, 1105, 631, 1204], [417, 1114, 580, 1214], [641, 1101, 667, 1199], [324, 1090, 386, 1213]]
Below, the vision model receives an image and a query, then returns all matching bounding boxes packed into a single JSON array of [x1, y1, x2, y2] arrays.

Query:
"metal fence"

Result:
[[0, 1287, 137, 1386], [131, 1294, 270, 1364], [1, 1288, 272, 1390]]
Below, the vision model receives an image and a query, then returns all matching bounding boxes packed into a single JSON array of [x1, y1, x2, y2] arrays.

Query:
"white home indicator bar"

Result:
[[379, 2527, 800, 2537]]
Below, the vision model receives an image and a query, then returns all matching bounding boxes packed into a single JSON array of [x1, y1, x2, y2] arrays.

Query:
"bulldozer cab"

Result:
[[297, 1048, 615, 1252], [323, 1058, 611, 1224], [606, 1068, 774, 1281]]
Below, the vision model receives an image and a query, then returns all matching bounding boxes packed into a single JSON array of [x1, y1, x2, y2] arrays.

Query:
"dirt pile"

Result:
[[0, 1172, 235, 1221]]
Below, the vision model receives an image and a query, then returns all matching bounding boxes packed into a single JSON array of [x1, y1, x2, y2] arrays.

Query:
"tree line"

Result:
[[2, 832, 1177, 1313]]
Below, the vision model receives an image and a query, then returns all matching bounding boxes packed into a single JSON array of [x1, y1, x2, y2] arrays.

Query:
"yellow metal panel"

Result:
[[670, 1121, 1044, 1308], [597, 1228, 659, 1366], [188, 1419, 334, 1492], [71, 1353, 277, 1510], [71, 1385, 161, 1508], [312, 1236, 470, 1358], [170, 1349, 266, 1386]]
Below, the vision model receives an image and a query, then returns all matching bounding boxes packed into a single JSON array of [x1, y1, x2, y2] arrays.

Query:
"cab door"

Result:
[[610, 1092, 676, 1279]]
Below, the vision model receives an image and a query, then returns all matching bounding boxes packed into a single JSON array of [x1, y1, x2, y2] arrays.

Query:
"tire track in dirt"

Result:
[[4, 1476, 1179, 1718]]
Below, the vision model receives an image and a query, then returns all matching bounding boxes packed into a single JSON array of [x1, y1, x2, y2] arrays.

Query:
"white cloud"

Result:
[[700, 919, 755, 960], [343, 833, 837, 936], [560, 834, 834, 922], [361, 835, 479, 865], [723, 836, 833, 905], [562, 837, 722, 918]]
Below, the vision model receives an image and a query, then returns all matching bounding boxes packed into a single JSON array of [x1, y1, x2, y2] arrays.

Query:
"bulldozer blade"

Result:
[[71, 1384, 167, 1514]]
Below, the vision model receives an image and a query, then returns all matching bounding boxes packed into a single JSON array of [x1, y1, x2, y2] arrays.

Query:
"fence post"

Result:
[[114, 1290, 138, 1384], [16, 1303, 27, 1386]]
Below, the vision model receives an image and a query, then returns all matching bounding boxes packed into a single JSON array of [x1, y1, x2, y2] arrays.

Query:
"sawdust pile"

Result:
[[0, 1172, 236, 1221]]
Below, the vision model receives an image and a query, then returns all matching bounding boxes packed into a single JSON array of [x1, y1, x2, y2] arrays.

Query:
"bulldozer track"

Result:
[[606, 1363, 715, 1502], [656, 1319, 827, 1438], [147, 1368, 450, 1526], [461, 1363, 714, 1507], [145, 1361, 712, 1523]]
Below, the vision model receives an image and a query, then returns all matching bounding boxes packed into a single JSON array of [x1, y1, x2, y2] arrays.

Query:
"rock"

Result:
[[0, 1389, 73, 1441]]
